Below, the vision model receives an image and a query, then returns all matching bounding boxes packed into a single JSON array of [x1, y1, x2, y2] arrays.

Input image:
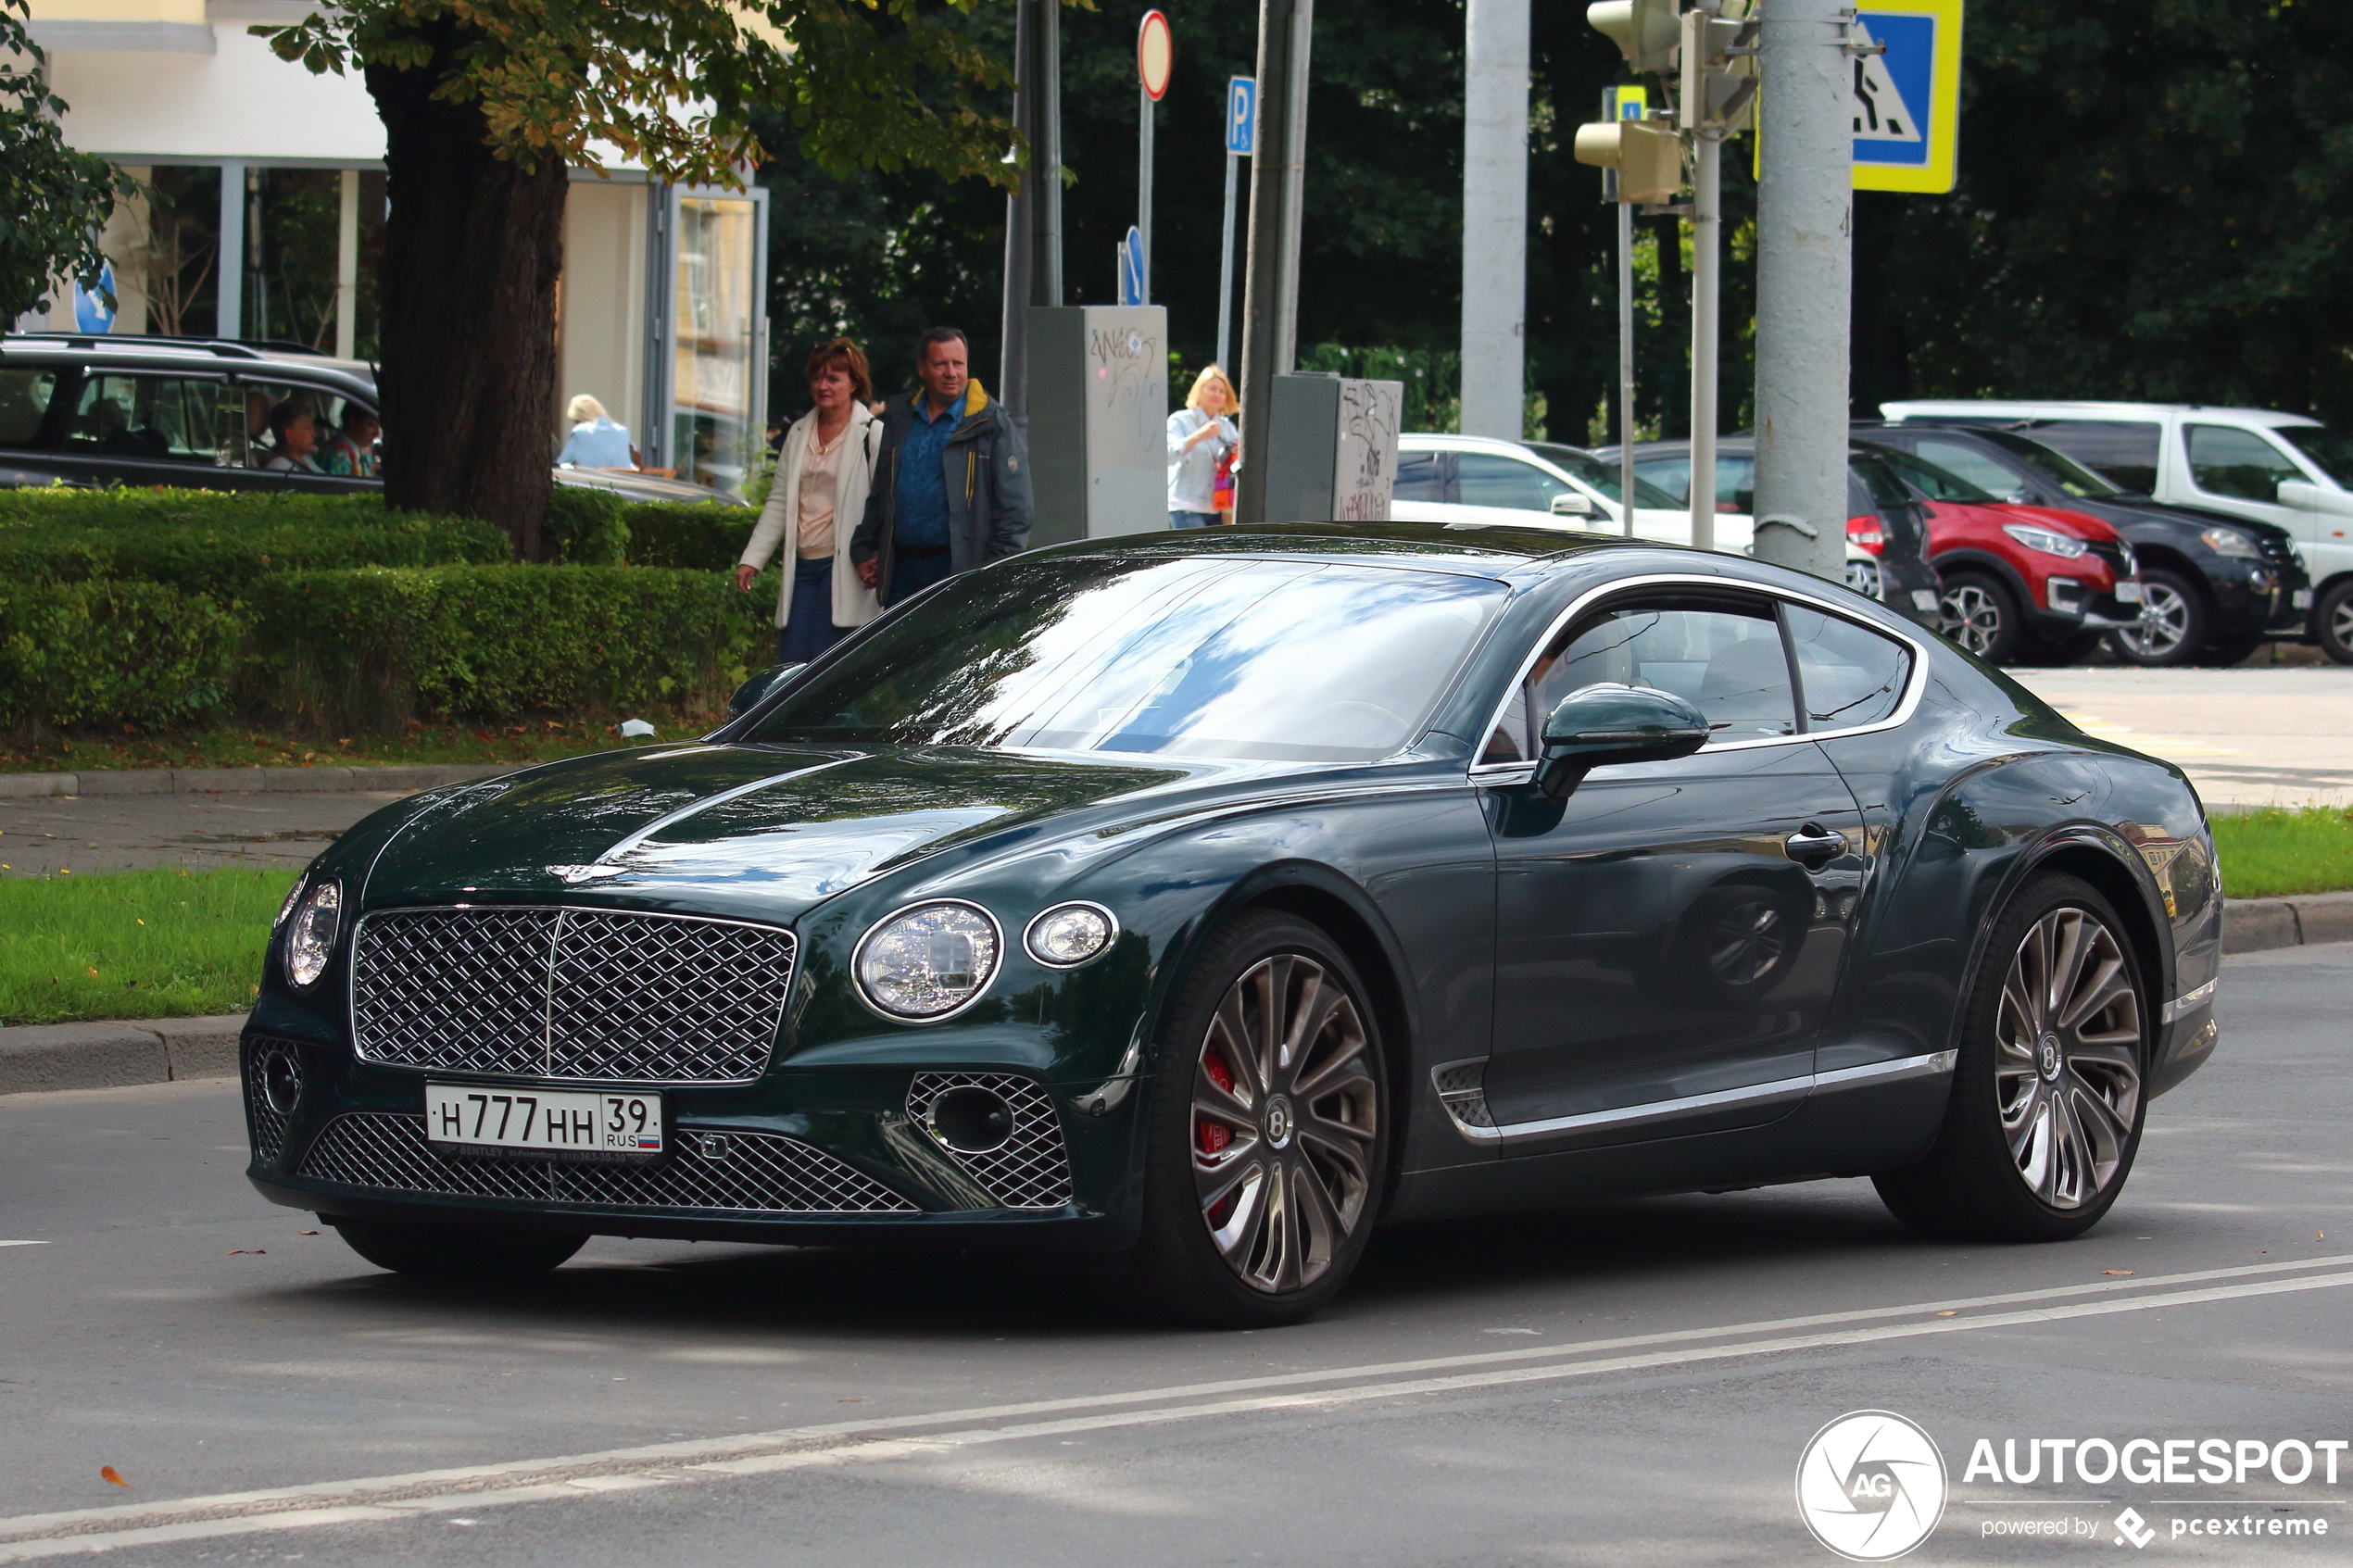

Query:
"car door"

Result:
[[1474, 584, 1870, 1148], [48, 370, 275, 492], [2180, 423, 2338, 579]]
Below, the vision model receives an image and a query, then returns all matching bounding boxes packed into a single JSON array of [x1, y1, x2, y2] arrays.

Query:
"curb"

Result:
[[2223, 892, 2353, 955], [0, 1013, 245, 1096], [0, 762, 514, 799]]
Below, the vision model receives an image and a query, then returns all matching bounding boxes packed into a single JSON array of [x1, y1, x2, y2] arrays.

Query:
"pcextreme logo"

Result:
[[1796, 1411, 1949, 1562]]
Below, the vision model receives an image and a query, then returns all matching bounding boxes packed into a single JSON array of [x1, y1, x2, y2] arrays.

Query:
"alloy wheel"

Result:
[[1994, 907, 2144, 1210], [2114, 580, 2191, 660], [1191, 954, 1379, 1293], [1844, 559, 1882, 599], [2333, 596, 2353, 658], [1940, 583, 2005, 658]]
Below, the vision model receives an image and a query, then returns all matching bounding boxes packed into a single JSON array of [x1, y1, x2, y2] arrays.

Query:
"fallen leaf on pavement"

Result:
[[100, 1467, 129, 1488], [298, 1230, 319, 1236], [2101, 1269, 2134, 1276], [1935, 1311, 1957, 1318], [227, 1249, 266, 1256]]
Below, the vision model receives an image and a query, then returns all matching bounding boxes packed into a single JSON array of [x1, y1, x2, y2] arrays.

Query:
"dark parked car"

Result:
[[0, 332, 729, 504], [1860, 420, 2308, 666], [244, 525, 2220, 1326]]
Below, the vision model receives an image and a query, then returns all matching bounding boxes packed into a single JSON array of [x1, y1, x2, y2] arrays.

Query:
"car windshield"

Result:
[[1867, 445, 1999, 505], [1527, 444, 1683, 508], [741, 554, 1507, 763], [1969, 428, 2123, 499], [2274, 425, 2353, 488]]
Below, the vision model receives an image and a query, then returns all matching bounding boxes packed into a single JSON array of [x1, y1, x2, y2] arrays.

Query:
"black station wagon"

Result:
[[243, 524, 2221, 1325]]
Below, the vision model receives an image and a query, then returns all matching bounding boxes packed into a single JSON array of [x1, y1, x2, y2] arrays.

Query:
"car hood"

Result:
[[1992, 503, 2123, 543], [354, 743, 1198, 922]]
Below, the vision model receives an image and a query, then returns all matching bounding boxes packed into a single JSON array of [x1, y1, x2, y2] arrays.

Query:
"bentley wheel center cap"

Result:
[[2038, 1034, 2064, 1080], [1264, 1095, 1295, 1148]]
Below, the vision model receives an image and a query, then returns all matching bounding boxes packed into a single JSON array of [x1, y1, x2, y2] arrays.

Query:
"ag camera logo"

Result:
[[1796, 1411, 1948, 1561]]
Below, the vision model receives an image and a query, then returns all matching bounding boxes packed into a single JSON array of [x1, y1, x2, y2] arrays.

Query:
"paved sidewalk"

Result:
[[2009, 665, 2353, 809]]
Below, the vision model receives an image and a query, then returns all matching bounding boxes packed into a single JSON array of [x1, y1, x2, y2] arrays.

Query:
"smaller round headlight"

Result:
[[855, 901, 1001, 1020], [285, 879, 342, 989], [1025, 902, 1117, 968]]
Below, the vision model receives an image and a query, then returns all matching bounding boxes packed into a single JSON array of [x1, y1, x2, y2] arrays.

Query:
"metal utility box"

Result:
[[1260, 373, 1405, 523], [1026, 306, 1169, 546]]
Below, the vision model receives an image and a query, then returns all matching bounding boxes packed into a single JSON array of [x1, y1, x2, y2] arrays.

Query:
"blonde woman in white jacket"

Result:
[[736, 338, 884, 663]]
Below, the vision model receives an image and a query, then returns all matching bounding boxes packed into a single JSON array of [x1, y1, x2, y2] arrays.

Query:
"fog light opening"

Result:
[[259, 1046, 305, 1117], [929, 1086, 1014, 1154]]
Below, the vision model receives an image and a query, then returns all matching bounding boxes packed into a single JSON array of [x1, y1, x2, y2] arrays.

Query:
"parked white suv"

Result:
[[1881, 401, 2349, 659]]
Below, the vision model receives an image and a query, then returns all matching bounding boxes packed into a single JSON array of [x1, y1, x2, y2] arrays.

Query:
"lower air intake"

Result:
[[906, 1073, 1074, 1209]]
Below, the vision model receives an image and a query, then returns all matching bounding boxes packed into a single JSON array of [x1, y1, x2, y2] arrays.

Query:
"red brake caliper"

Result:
[[1199, 1052, 1233, 1155]]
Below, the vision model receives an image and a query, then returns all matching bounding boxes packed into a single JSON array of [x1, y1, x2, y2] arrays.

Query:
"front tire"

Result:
[[2313, 579, 2353, 666], [1875, 873, 2147, 1242], [332, 1217, 586, 1279], [2106, 568, 2207, 667], [1939, 571, 2024, 665], [1117, 911, 1389, 1328]]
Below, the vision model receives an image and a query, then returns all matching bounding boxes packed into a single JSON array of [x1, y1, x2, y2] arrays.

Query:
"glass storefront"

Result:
[[669, 194, 762, 496]]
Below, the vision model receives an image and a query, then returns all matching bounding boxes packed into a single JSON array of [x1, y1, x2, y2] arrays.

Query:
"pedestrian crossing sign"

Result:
[[1850, 0, 1961, 193]]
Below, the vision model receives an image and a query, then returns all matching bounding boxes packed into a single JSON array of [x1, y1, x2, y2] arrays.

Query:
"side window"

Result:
[[1482, 596, 1797, 762], [1636, 456, 1692, 507], [0, 367, 61, 446], [1393, 451, 1449, 503], [1455, 453, 1567, 512], [2026, 420, 2161, 495], [68, 375, 231, 463], [2186, 424, 2305, 503], [1785, 606, 1911, 731], [1713, 453, 1755, 513], [1914, 438, 2027, 500]]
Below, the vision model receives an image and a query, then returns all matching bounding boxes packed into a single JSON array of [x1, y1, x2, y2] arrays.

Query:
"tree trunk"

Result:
[[366, 20, 565, 558]]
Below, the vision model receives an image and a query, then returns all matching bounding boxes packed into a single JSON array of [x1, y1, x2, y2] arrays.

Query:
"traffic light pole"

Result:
[[1750, 0, 1850, 583], [1234, 0, 1313, 527], [1688, 126, 1719, 554], [1617, 194, 1635, 533]]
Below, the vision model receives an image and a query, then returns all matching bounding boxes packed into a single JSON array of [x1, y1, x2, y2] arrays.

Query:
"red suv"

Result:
[[1862, 443, 2143, 664]]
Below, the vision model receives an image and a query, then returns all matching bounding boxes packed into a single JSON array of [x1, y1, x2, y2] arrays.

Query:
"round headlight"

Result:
[[285, 879, 343, 989], [274, 875, 306, 928], [855, 901, 1001, 1020], [1025, 902, 1117, 968]]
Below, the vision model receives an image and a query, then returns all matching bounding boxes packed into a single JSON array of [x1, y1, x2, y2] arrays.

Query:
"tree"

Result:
[[0, 0, 135, 324], [263, 0, 1012, 557]]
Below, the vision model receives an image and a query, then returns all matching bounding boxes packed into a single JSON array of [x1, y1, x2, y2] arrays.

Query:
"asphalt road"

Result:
[[1, 944, 2348, 1564], [0, 791, 405, 879]]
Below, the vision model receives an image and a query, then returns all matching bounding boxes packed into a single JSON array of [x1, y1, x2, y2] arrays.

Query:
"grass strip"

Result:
[[0, 866, 296, 1026], [2209, 807, 2353, 900]]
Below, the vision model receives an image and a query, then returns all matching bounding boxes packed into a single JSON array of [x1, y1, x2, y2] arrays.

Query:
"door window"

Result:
[[1393, 451, 1450, 502], [2186, 424, 2306, 503], [67, 374, 232, 463], [1454, 453, 1569, 512], [1784, 606, 1911, 730], [0, 367, 61, 446], [1910, 438, 2029, 500], [2023, 420, 2161, 495]]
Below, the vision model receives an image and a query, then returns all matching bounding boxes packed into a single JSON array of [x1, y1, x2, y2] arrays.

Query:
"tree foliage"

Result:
[[0, 0, 135, 323]]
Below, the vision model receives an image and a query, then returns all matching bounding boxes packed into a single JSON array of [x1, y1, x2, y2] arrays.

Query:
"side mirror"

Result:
[[1550, 491, 1595, 518], [1536, 684, 1711, 799], [727, 662, 803, 718]]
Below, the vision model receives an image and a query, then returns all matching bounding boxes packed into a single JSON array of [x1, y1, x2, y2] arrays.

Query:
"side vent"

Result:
[[1430, 1059, 1496, 1136]]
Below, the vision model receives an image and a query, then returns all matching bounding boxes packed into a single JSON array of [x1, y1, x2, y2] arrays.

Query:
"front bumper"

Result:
[[2037, 575, 2142, 631]]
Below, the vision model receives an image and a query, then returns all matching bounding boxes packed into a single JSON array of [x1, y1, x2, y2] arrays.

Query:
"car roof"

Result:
[[1881, 399, 2322, 431], [1026, 521, 1672, 577], [1, 332, 377, 392]]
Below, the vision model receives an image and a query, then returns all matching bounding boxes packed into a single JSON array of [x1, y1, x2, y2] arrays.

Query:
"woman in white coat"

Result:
[[736, 339, 884, 664]]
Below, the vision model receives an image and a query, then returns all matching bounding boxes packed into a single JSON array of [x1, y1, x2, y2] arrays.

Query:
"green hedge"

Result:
[[0, 579, 243, 732], [620, 500, 760, 571]]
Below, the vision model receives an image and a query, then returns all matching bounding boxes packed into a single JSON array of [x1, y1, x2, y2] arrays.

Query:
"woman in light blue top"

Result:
[[557, 394, 636, 470], [1166, 365, 1239, 529]]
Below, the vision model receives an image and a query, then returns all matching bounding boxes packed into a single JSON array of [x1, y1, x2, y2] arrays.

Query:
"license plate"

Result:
[[2296, 588, 2315, 610], [2113, 581, 2144, 603], [425, 1085, 665, 1156]]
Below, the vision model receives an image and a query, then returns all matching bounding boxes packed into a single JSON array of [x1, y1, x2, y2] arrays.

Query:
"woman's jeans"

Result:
[[1171, 509, 1215, 530], [778, 557, 846, 665]]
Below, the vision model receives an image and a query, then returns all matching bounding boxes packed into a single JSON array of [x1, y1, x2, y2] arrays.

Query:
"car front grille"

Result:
[[906, 1073, 1074, 1210], [2087, 540, 2133, 582], [296, 1111, 919, 1214], [2254, 531, 2303, 573], [350, 907, 795, 1085]]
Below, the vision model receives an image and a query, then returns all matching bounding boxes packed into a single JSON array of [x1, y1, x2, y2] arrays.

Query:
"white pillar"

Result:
[[334, 169, 359, 359], [1689, 131, 1720, 553], [1459, 0, 1528, 439], [1751, 0, 1852, 582], [215, 159, 245, 340]]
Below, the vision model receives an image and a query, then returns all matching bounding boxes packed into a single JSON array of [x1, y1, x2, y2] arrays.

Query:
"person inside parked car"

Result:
[[241, 390, 273, 466], [320, 408, 381, 478], [261, 402, 322, 472], [557, 394, 639, 470]]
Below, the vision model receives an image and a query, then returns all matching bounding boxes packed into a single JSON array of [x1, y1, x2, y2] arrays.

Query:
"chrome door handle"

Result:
[[1785, 824, 1848, 867]]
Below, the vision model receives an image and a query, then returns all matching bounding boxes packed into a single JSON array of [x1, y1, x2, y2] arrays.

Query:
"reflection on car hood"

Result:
[[358, 744, 1195, 922]]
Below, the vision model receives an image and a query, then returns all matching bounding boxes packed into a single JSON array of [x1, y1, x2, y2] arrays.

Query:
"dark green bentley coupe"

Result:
[[244, 524, 2220, 1326]]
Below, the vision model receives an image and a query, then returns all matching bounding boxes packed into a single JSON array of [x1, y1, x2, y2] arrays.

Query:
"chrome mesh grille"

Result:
[[1431, 1060, 1494, 1130], [350, 907, 795, 1085], [297, 1112, 918, 1214], [906, 1073, 1074, 1210], [242, 1037, 294, 1166]]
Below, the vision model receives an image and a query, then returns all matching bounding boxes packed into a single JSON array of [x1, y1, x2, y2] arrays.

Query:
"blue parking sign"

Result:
[[1851, 0, 1961, 193], [1226, 77, 1256, 157]]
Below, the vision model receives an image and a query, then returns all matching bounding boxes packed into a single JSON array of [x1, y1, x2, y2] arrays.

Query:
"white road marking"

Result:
[[0, 1242, 47, 1248], [4, 1254, 2350, 1560]]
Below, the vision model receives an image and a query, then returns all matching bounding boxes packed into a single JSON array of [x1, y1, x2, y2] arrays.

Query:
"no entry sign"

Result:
[[1138, 10, 1174, 101]]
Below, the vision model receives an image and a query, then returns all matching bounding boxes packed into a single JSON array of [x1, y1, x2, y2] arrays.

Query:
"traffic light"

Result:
[[1572, 118, 1684, 206], [1586, 0, 1680, 75]]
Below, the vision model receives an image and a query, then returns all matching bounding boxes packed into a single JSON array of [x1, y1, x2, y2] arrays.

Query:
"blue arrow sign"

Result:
[[1117, 228, 1146, 307], [1226, 76, 1256, 157]]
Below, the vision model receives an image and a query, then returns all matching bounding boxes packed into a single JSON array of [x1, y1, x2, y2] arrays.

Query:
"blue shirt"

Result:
[[892, 389, 968, 548], [558, 417, 633, 469]]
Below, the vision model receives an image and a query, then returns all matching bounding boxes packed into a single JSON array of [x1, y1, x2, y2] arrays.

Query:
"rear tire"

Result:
[[2312, 579, 2353, 666], [332, 1217, 585, 1279], [2105, 568, 2207, 667], [1938, 571, 2024, 665], [1109, 910, 1390, 1328], [1875, 873, 2147, 1243]]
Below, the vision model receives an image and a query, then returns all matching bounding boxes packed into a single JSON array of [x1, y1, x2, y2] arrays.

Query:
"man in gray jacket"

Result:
[[852, 327, 1032, 605]]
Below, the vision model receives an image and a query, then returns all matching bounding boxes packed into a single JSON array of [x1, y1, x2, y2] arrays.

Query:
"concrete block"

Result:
[[2285, 892, 2353, 947], [73, 770, 169, 797], [151, 1013, 247, 1081], [0, 773, 75, 798], [0, 1022, 170, 1094], [171, 767, 264, 794], [2223, 898, 2300, 955], [265, 767, 353, 792]]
